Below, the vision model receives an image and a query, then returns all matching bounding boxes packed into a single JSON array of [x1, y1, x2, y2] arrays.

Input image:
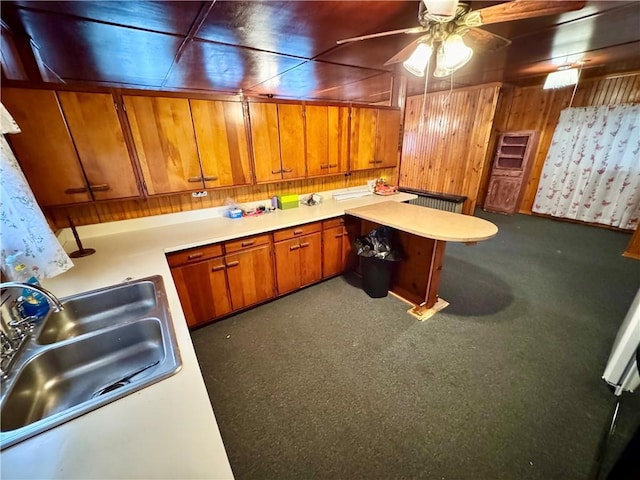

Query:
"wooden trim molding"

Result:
[[623, 225, 640, 260]]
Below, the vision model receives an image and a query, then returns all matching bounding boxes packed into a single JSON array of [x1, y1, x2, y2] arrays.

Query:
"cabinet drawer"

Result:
[[273, 222, 322, 242], [167, 243, 223, 267], [224, 233, 271, 253], [322, 217, 345, 230]]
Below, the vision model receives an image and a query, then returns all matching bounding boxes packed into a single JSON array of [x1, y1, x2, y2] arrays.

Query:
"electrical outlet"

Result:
[[192, 191, 208, 198]]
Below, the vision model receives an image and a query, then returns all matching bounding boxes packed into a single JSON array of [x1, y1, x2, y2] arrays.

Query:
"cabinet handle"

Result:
[[89, 184, 110, 192], [320, 165, 329, 170], [241, 240, 255, 247], [293, 229, 304, 235], [282, 167, 293, 173], [328, 164, 338, 168], [188, 177, 203, 183], [271, 169, 283, 174], [212, 264, 226, 271], [203, 176, 218, 182], [368, 160, 377, 165], [289, 244, 300, 251], [335, 233, 344, 238], [187, 252, 204, 260], [64, 187, 88, 194], [375, 160, 383, 164], [225, 260, 240, 268], [300, 242, 310, 248]]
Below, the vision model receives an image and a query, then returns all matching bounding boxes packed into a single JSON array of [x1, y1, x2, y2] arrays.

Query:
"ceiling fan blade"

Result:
[[336, 26, 427, 45], [475, 0, 587, 26], [459, 27, 511, 53], [383, 36, 428, 66]]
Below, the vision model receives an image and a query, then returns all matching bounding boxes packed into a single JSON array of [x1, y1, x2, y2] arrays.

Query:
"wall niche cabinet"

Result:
[[483, 130, 539, 215], [3, 88, 141, 206]]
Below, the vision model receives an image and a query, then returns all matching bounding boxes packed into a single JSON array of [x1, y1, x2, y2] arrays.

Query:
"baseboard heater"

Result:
[[399, 188, 467, 214]]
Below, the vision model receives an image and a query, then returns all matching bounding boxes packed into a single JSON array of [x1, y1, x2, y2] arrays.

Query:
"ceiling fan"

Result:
[[337, 0, 587, 78]]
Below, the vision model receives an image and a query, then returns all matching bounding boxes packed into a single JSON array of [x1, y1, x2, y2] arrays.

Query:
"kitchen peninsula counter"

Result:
[[0, 191, 414, 479]]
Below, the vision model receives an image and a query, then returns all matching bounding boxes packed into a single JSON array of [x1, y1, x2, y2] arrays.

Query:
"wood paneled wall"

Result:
[[399, 84, 501, 214], [624, 226, 640, 260], [45, 168, 396, 229], [480, 73, 640, 213]]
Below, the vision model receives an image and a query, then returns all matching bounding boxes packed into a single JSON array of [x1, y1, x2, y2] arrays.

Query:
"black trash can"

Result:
[[361, 256, 394, 298], [354, 226, 401, 298]]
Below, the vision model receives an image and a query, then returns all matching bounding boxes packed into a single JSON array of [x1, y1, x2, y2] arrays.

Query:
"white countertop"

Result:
[[0, 192, 414, 480]]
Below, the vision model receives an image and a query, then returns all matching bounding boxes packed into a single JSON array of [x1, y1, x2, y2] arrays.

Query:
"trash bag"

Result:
[[353, 226, 401, 261]]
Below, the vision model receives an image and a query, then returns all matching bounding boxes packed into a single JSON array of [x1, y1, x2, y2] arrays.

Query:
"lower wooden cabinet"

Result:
[[274, 232, 322, 295], [170, 258, 232, 328], [168, 235, 275, 328], [225, 244, 276, 310], [322, 217, 357, 278]]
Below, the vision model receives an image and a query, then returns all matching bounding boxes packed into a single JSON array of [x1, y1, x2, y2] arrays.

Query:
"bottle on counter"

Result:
[[4, 252, 50, 320]]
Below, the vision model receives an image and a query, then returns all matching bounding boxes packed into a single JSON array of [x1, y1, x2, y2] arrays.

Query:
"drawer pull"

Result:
[[212, 264, 226, 272], [293, 229, 304, 235], [226, 260, 240, 268], [289, 244, 300, 251], [241, 240, 255, 247], [271, 169, 282, 174], [65, 187, 88, 194], [89, 183, 110, 192], [203, 175, 218, 182], [188, 177, 203, 183], [300, 242, 310, 248], [187, 252, 204, 260]]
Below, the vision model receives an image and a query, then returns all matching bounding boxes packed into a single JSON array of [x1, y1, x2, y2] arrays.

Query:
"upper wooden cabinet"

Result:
[[306, 105, 349, 177], [2, 88, 140, 206], [249, 102, 305, 183], [123, 95, 202, 195], [189, 99, 252, 188], [350, 107, 401, 171], [57, 91, 140, 201]]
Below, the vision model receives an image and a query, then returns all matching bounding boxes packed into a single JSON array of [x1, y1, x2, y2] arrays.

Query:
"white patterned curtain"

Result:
[[533, 104, 640, 230], [0, 103, 73, 279]]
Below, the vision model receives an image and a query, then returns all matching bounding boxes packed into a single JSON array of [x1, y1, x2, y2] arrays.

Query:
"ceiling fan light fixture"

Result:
[[543, 67, 579, 89], [403, 41, 433, 77], [433, 47, 452, 78], [423, 0, 459, 22], [442, 34, 473, 70]]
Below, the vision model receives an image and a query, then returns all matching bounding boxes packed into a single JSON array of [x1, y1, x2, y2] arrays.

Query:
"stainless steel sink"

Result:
[[37, 280, 158, 344], [0, 276, 181, 450]]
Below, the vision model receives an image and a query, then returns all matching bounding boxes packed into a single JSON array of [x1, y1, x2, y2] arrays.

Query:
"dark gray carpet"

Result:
[[191, 211, 640, 480]]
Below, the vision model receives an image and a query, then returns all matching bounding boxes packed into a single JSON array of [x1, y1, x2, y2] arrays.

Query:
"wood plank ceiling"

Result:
[[2, 1, 639, 103]]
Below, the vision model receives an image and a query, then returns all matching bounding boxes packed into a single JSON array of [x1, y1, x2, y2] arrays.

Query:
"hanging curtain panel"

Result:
[[0, 103, 73, 279], [533, 103, 640, 230]]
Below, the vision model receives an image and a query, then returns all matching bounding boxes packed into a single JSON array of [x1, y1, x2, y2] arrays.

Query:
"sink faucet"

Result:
[[0, 282, 64, 313]]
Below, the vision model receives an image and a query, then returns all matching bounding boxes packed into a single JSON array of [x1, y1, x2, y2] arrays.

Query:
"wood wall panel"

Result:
[[399, 84, 501, 214], [483, 73, 640, 214], [623, 225, 640, 260], [45, 168, 397, 229]]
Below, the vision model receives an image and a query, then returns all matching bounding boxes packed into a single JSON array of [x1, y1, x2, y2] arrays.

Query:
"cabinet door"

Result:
[[350, 107, 378, 171], [123, 95, 202, 194], [190, 99, 252, 188], [278, 104, 306, 180], [170, 258, 232, 328], [57, 91, 140, 200], [322, 226, 345, 279], [484, 176, 522, 214], [225, 244, 275, 310], [375, 109, 401, 168], [249, 102, 282, 183], [299, 232, 322, 287], [274, 238, 301, 295], [2, 88, 91, 205], [306, 105, 348, 177]]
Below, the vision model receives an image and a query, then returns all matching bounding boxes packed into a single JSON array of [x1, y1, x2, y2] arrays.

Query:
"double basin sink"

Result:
[[0, 276, 182, 450]]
